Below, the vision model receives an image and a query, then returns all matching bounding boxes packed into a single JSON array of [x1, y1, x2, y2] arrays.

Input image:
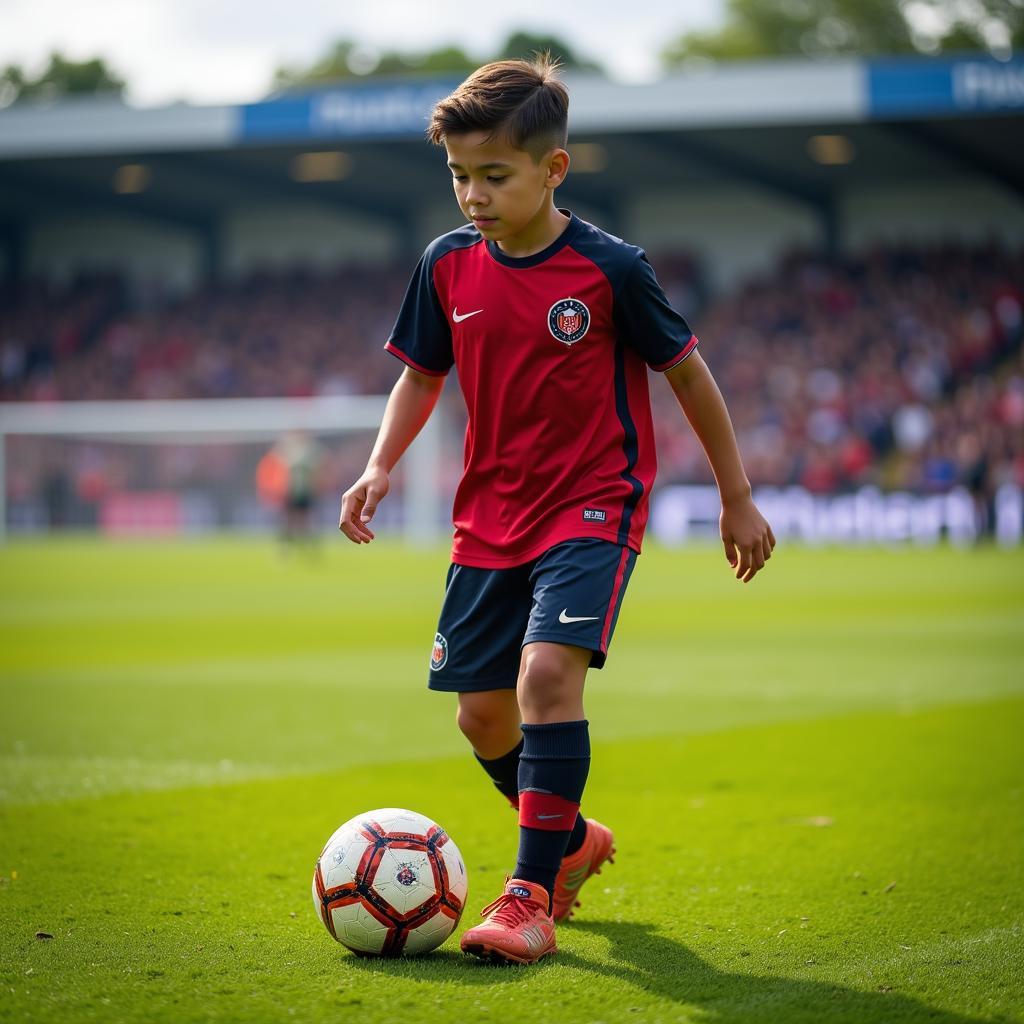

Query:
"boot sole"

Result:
[[461, 940, 557, 966]]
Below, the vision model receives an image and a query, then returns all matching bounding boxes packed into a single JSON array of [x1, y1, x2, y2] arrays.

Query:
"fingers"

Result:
[[360, 485, 382, 525], [757, 523, 777, 575], [735, 543, 753, 581], [752, 541, 766, 571], [730, 531, 776, 583], [338, 488, 375, 544], [723, 536, 738, 568], [742, 527, 777, 583], [723, 508, 777, 583]]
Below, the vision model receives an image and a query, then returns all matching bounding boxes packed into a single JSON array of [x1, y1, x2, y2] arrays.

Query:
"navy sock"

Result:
[[565, 813, 588, 856], [475, 737, 589, 846], [514, 720, 591, 903], [474, 738, 523, 808]]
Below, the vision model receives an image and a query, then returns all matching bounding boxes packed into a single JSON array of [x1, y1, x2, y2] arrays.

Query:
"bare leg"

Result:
[[456, 688, 521, 759], [516, 641, 590, 724]]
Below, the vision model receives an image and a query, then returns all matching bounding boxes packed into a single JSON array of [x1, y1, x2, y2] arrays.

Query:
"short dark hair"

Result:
[[426, 54, 569, 160]]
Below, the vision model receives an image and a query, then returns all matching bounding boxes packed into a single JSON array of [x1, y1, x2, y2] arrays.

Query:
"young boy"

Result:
[[339, 56, 775, 966]]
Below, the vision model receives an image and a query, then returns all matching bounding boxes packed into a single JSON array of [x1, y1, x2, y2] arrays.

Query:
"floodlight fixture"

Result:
[[290, 151, 353, 183], [113, 163, 151, 194], [807, 134, 855, 166]]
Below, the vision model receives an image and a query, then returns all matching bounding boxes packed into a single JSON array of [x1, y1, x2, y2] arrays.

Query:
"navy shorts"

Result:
[[427, 538, 638, 693]]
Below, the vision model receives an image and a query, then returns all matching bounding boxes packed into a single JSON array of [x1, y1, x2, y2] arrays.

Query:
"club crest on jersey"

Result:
[[431, 632, 448, 671], [548, 297, 591, 346]]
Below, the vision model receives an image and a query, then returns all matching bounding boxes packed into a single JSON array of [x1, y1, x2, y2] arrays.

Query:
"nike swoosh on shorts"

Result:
[[559, 609, 600, 624]]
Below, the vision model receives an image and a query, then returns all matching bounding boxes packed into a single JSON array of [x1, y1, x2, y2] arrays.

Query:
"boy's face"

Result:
[[444, 131, 569, 242]]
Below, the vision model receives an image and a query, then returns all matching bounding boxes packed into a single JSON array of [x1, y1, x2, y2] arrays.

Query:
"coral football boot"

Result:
[[552, 818, 616, 922], [460, 878, 557, 965]]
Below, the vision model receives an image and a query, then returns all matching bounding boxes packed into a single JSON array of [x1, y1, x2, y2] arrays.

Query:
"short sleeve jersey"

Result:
[[385, 211, 698, 569]]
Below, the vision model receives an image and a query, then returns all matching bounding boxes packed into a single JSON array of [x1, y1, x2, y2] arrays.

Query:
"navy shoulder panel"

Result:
[[385, 224, 479, 378], [424, 223, 483, 269], [570, 216, 697, 371], [567, 217, 644, 294]]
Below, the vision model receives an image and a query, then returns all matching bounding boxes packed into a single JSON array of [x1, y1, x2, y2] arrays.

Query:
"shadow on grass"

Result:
[[346, 919, 988, 1024], [561, 920, 988, 1024]]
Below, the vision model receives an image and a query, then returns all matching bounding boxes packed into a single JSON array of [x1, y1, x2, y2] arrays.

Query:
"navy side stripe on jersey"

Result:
[[612, 341, 644, 546]]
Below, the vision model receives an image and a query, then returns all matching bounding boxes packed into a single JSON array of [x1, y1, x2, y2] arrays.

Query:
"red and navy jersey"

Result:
[[385, 211, 698, 569]]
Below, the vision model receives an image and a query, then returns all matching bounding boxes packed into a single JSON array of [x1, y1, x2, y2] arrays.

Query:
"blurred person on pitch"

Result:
[[338, 54, 775, 965], [257, 430, 326, 549]]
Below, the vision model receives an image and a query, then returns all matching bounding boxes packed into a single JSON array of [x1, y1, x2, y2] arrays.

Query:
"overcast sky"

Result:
[[1, 0, 726, 107]]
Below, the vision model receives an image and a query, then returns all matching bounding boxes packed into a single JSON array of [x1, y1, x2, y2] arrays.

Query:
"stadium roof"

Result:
[[0, 55, 1021, 256]]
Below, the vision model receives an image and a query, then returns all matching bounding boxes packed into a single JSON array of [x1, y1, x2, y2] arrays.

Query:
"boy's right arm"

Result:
[[338, 366, 445, 544]]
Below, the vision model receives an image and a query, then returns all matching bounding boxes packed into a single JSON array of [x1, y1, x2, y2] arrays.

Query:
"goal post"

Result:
[[0, 396, 447, 545]]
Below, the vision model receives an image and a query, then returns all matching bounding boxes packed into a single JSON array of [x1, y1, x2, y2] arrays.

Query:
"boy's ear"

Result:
[[545, 148, 570, 189]]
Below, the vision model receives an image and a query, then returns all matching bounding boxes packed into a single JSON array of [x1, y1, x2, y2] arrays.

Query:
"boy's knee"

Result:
[[455, 693, 518, 748], [519, 646, 565, 689], [455, 702, 487, 741], [517, 644, 587, 718]]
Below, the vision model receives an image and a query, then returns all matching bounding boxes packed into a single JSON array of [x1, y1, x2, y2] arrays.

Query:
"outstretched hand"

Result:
[[339, 467, 390, 544], [721, 496, 776, 583]]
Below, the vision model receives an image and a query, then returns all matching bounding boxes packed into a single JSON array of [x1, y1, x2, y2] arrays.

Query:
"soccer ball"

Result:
[[312, 807, 467, 956]]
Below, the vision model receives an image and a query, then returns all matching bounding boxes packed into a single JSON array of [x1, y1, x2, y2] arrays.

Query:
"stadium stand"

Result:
[[2, 240, 1021, 513], [1, 55, 1022, 537], [651, 240, 1024, 507]]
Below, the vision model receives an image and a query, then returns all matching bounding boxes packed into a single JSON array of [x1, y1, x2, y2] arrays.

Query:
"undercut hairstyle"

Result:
[[426, 54, 569, 161]]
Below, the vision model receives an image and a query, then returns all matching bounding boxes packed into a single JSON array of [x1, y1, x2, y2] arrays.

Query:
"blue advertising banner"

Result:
[[868, 57, 1024, 117], [239, 80, 459, 142]]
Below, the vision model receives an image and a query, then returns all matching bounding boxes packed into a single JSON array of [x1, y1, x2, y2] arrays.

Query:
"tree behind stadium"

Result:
[[0, 53, 125, 107], [662, 0, 1023, 63], [271, 30, 604, 91]]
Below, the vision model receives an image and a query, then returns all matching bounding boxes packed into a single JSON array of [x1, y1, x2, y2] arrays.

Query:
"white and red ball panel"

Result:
[[402, 904, 461, 955], [313, 807, 467, 957], [317, 827, 372, 891], [331, 899, 392, 956], [370, 846, 437, 916], [362, 808, 438, 837], [436, 834, 468, 905], [311, 870, 327, 929]]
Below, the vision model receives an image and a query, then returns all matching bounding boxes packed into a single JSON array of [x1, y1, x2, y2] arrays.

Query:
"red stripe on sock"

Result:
[[519, 791, 580, 832]]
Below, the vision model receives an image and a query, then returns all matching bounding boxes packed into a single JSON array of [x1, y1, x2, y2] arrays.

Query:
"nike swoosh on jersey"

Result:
[[559, 609, 600, 624], [452, 307, 483, 322]]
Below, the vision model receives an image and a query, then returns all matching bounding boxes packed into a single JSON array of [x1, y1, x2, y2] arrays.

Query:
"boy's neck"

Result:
[[495, 204, 570, 259]]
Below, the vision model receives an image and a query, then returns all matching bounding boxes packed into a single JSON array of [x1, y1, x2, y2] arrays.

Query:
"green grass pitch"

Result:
[[1, 537, 1022, 1024]]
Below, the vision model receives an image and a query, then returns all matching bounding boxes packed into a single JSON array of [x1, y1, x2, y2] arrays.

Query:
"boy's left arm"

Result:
[[664, 351, 776, 583]]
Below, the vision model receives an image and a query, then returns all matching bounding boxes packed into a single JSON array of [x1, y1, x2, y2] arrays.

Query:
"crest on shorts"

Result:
[[431, 632, 448, 671], [548, 297, 591, 346]]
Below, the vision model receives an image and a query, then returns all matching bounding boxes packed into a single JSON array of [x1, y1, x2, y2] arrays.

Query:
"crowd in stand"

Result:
[[2, 240, 1022, 516], [0, 267, 407, 403], [649, 242, 1024, 508]]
